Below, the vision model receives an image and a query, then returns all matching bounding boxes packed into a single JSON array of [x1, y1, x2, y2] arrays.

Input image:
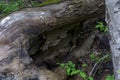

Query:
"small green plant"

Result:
[[95, 22, 108, 32], [105, 75, 114, 80], [59, 61, 93, 80], [90, 53, 99, 62], [60, 61, 79, 76], [82, 63, 88, 68]]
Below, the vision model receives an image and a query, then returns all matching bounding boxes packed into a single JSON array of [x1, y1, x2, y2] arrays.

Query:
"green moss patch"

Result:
[[34, 0, 62, 7], [0, 0, 24, 14]]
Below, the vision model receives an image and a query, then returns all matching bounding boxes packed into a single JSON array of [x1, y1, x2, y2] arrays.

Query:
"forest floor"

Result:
[[67, 31, 113, 80]]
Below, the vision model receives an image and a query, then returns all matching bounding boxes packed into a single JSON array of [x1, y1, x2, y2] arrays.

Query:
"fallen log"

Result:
[[0, 0, 104, 80]]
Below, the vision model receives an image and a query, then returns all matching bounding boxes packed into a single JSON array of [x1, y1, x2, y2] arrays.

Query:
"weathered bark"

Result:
[[0, 0, 104, 80], [106, 0, 120, 80]]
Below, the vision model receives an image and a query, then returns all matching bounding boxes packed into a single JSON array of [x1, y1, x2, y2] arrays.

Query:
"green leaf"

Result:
[[66, 67, 71, 76], [104, 27, 108, 32], [105, 75, 115, 80], [59, 63, 65, 68], [79, 71, 87, 79], [70, 70, 80, 76], [88, 76, 94, 80], [95, 25, 100, 28], [82, 63, 88, 67], [90, 53, 95, 61]]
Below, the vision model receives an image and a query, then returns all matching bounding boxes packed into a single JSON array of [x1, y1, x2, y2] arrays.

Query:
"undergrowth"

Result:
[[0, 0, 24, 14], [0, 0, 61, 17], [58, 53, 114, 80], [59, 61, 93, 80]]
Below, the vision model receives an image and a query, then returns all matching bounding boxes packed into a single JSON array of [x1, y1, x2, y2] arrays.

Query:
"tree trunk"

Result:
[[106, 0, 120, 80], [0, 0, 104, 80]]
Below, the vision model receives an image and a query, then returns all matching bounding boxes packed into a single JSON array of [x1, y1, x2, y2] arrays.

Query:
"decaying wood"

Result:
[[0, 0, 104, 80]]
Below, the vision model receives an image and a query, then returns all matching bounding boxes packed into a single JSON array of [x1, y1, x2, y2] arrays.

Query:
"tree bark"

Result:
[[106, 0, 120, 80], [0, 0, 104, 80]]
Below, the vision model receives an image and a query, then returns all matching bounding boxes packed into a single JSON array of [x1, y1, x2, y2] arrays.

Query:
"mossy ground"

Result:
[[33, 0, 62, 7], [0, 0, 62, 18]]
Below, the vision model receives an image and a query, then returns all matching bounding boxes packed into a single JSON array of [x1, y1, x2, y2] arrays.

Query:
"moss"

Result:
[[34, 0, 62, 7], [0, 0, 24, 14]]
